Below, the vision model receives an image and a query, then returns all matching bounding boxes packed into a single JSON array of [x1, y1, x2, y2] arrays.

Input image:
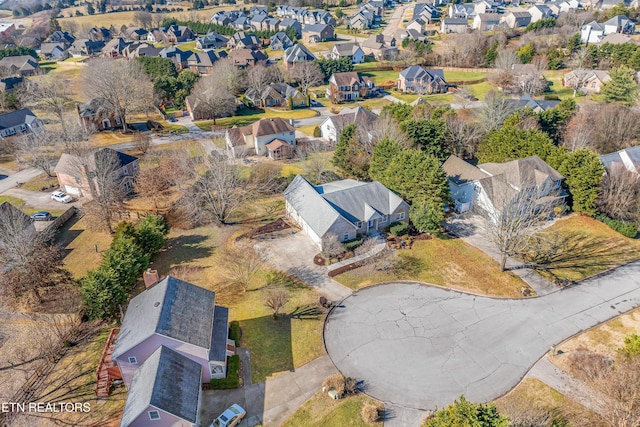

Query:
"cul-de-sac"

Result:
[[0, 0, 639, 425]]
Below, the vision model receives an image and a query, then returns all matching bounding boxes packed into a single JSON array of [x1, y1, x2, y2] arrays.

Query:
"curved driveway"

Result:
[[324, 261, 640, 410]]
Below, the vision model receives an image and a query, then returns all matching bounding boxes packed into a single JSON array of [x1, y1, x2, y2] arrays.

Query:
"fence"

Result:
[[45, 206, 77, 239]]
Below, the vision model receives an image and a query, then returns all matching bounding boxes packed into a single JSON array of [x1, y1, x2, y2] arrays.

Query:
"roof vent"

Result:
[[154, 302, 160, 307]]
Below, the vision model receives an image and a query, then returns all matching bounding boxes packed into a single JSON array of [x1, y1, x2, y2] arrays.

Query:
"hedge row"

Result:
[[210, 355, 240, 389], [389, 222, 409, 236], [596, 214, 638, 238]]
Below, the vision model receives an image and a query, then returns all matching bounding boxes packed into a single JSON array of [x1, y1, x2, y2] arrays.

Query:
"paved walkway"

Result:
[[527, 355, 607, 417], [253, 233, 352, 301], [327, 237, 387, 273], [324, 259, 640, 414], [0, 167, 42, 194]]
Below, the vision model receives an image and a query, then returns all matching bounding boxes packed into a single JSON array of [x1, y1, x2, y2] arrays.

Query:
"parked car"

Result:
[[168, 116, 178, 122], [210, 404, 246, 427], [51, 191, 72, 203], [30, 211, 53, 221]]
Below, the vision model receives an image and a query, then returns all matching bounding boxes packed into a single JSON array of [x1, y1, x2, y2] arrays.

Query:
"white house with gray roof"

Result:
[[112, 276, 232, 388], [284, 175, 409, 249], [600, 145, 640, 175], [119, 346, 202, 427]]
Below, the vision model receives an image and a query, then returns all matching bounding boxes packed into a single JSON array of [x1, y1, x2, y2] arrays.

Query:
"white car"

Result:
[[51, 191, 72, 203], [210, 404, 246, 427]]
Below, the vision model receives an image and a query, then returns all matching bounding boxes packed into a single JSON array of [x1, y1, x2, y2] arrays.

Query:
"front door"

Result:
[[102, 119, 111, 129]]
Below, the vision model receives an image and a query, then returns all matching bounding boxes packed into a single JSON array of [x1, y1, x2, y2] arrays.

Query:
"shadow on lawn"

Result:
[[522, 232, 639, 281], [154, 234, 215, 271], [239, 314, 294, 382]]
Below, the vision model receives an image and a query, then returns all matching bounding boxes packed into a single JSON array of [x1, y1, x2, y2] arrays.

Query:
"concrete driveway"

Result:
[[324, 260, 640, 420], [253, 233, 351, 302], [4, 188, 81, 211]]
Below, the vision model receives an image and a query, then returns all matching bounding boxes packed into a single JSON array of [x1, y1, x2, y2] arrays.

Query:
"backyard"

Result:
[[281, 391, 384, 427], [193, 107, 318, 130], [334, 237, 526, 297]]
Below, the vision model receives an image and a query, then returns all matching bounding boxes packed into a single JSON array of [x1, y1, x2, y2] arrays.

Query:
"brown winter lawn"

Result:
[[529, 215, 640, 282], [334, 237, 526, 297]]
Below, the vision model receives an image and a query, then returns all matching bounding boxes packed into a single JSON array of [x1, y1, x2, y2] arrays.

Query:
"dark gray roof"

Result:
[[0, 108, 39, 130], [209, 305, 229, 362], [54, 148, 137, 177], [442, 155, 489, 185], [600, 145, 640, 174], [284, 43, 316, 62], [479, 155, 564, 189], [505, 94, 560, 112], [113, 276, 216, 358], [399, 65, 445, 82], [119, 346, 201, 427]]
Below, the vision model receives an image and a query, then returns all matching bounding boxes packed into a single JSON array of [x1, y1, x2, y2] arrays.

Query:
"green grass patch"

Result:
[[465, 81, 494, 101], [0, 195, 26, 209], [281, 391, 383, 427], [195, 107, 318, 129], [443, 70, 488, 81], [296, 124, 319, 136], [177, 41, 198, 52], [360, 70, 399, 85], [56, 216, 114, 278], [210, 355, 240, 389], [334, 237, 526, 297], [21, 173, 59, 192], [391, 92, 419, 103]]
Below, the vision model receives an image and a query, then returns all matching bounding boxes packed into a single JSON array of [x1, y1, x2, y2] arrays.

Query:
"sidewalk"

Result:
[[327, 237, 387, 273]]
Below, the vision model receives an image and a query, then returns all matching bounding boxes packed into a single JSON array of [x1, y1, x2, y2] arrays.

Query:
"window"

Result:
[[343, 232, 350, 241], [148, 411, 160, 421], [355, 221, 362, 228], [128, 356, 137, 364], [396, 211, 405, 220], [368, 220, 374, 227], [380, 215, 387, 224]]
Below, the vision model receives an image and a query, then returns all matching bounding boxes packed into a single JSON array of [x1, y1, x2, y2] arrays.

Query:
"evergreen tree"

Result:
[[557, 148, 605, 216], [424, 395, 509, 427], [537, 98, 576, 144], [400, 118, 449, 162], [331, 124, 368, 178], [369, 138, 402, 181], [81, 268, 126, 320], [601, 66, 639, 105], [87, 3, 95, 14]]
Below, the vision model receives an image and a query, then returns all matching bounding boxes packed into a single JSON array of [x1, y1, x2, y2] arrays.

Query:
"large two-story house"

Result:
[[0, 108, 44, 139], [284, 175, 410, 249], [226, 117, 296, 159], [398, 66, 447, 94], [327, 71, 378, 103]]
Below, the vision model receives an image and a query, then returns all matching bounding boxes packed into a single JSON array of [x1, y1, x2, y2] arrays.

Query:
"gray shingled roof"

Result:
[[0, 108, 39, 130], [112, 276, 216, 359], [442, 155, 489, 185], [209, 305, 229, 362], [479, 156, 564, 189], [600, 145, 640, 174], [284, 175, 344, 237], [54, 148, 138, 177], [322, 180, 405, 223], [284, 43, 316, 62], [119, 346, 201, 427]]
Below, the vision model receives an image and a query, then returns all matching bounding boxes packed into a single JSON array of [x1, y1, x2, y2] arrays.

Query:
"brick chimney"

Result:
[[143, 268, 159, 288]]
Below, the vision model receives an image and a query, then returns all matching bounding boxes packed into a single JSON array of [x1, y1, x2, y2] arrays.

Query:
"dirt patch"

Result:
[[239, 217, 292, 240], [386, 233, 433, 249]]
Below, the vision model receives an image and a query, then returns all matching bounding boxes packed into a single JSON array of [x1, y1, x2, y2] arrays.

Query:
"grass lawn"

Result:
[[391, 92, 419, 103], [177, 40, 198, 52], [334, 237, 526, 297], [465, 81, 494, 101], [361, 70, 399, 85], [266, 48, 284, 58], [494, 378, 600, 426], [0, 153, 19, 170], [194, 107, 318, 129], [0, 195, 25, 209], [21, 173, 59, 192], [281, 391, 383, 427], [550, 306, 640, 374], [57, 216, 114, 278], [443, 70, 488, 82], [89, 131, 135, 148], [296, 124, 319, 136], [527, 215, 640, 282]]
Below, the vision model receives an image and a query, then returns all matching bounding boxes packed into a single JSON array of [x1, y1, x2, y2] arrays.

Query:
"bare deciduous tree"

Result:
[[0, 202, 50, 268], [289, 61, 324, 95], [297, 139, 330, 183], [222, 244, 264, 292], [133, 11, 153, 29], [477, 91, 515, 132], [321, 233, 344, 258], [13, 131, 59, 176], [597, 163, 640, 222], [477, 183, 558, 271], [19, 76, 71, 140], [563, 112, 593, 151], [134, 131, 152, 153], [263, 287, 289, 319], [191, 73, 237, 125], [83, 58, 153, 132], [134, 157, 173, 209], [445, 112, 483, 158]]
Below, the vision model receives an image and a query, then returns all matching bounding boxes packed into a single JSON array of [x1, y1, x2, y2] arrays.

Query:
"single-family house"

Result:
[[39, 42, 68, 60], [328, 71, 378, 103], [102, 38, 130, 57], [122, 27, 148, 41], [406, 18, 426, 34], [600, 145, 640, 175], [0, 55, 40, 76], [226, 117, 296, 159], [250, 13, 269, 31], [69, 39, 105, 57], [603, 15, 635, 35], [563, 69, 610, 94], [278, 18, 303, 37], [245, 83, 307, 109], [186, 50, 227, 75], [283, 43, 316, 69], [77, 98, 122, 131], [112, 275, 232, 387], [527, 5, 553, 23], [196, 32, 229, 49], [54, 148, 138, 198], [0, 108, 44, 139], [505, 94, 560, 112], [413, 2, 440, 23], [119, 345, 201, 427], [501, 10, 532, 28], [284, 175, 410, 249], [472, 13, 501, 30], [398, 66, 447, 94], [270, 31, 294, 50], [361, 34, 398, 60], [266, 17, 282, 32], [319, 106, 377, 142], [328, 43, 365, 64], [0, 76, 23, 93], [164, 25, 194, 44], [475, 0, 498, 14], [441, 18, 469, 34], [47, 30, 75, 48], [302, 24, 335, 43], [449, 3, 476, 20], [88, 27, 112, 42], [442, 155, 565, 215], [227, 48, 268, 69], [227, 31, 261, 50], [580, 21, 605, 43], [159, 46, 191, 70], [0, 22, 16, 39]]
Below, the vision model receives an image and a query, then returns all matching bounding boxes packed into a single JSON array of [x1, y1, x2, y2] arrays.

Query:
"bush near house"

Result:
[[229, 320, 240, 342], [343, 238, 364, 252], [596, 214, 638, 238], [210, 355, 240, 389], [389, 222, 409, 236]]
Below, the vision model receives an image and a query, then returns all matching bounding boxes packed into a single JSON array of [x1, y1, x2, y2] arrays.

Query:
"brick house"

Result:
[[327, 71, 378, 103], [77, 98, 122, 132]]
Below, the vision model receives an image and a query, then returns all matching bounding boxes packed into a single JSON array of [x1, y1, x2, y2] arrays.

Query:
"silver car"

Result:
[[210, 404, 246, 427], [51, 191, 72, 203]]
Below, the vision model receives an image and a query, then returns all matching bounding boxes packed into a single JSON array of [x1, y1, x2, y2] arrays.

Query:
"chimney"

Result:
[[143, 268, 159, 288]]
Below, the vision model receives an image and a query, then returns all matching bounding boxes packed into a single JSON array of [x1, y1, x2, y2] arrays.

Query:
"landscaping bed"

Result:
[[240, 217, 292, 240]]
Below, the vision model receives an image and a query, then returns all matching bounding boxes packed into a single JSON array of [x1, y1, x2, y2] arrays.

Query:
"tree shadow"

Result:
[[443, 217, 479, 238], [54, 214, 84, 257], [152, 234, 215, 272], [522, 232, 639, 281], [289, 305, 323, 320]]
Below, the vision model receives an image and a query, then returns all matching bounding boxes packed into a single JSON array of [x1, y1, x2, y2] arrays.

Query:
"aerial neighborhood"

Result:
[[2, 0, 640, 425]]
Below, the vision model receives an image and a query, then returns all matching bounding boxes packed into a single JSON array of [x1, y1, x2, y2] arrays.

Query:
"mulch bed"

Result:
[[314, 251, 354, 266], [238, 218, 292, 240], [387, 233, 433, 249]]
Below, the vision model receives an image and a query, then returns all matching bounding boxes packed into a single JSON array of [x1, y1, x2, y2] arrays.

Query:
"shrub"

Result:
[[618, 333, 640, 360], [389, 221, 409, 236], [361, 403, 380, 425], [596, 214, 638, 238], [229, 321, 240, 342], [210, 355, 240, 389], [323, 374, 346, 396], [313, 126, 322, 137], [343, 238, 363, 252], [136, 215, 170, 254]]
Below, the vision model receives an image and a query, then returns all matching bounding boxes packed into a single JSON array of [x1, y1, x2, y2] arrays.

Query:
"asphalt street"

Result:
[[324, 260, 640, 412]]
